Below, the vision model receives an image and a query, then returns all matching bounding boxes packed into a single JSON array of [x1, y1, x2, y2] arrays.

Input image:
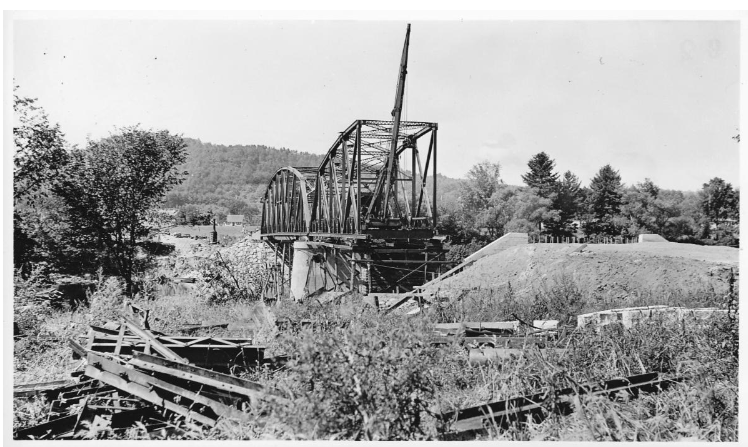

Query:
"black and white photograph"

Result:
[[6, 8, 742, 442]]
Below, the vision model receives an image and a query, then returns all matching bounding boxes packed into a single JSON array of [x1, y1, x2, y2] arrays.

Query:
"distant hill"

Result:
[[164, 137, 464, 223], [163, 138, 324, 220]]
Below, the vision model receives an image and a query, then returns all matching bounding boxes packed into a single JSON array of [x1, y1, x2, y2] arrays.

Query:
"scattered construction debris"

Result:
[[13, 380, 77, 399], [577, 305, 728, 329], [80, 321, 261, 371], [432, 321, 565, 365], [14, 305, 277, 440], [441, 372, 683, 436]]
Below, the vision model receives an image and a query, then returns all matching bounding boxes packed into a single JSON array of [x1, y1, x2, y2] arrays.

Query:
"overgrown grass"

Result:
[[235, 271, 738, 440], [431, 270, 731, 325], [13, 265, 738, 441]]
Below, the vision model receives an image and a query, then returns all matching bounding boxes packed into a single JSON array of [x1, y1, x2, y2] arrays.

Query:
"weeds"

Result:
[[260, 318, 442, 440], [198, 252, 267, 304], [13, 259, 739, 441]]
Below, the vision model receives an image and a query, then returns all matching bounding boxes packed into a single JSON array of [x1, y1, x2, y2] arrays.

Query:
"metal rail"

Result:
[[441, 372, 682, 434]]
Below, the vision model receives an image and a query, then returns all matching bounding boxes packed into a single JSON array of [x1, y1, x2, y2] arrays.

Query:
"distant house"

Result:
[[226, 214, 245, 226]]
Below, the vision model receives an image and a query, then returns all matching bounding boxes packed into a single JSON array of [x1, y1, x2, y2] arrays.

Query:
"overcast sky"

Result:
[[11, 18, 740, 191]]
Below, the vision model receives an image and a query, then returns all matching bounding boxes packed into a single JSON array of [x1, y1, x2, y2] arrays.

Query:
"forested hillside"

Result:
[[162, 138, 465, 225], [163, 138, 324, 222]]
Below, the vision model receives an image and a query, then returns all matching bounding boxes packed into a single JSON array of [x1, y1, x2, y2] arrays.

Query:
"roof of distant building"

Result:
[[226, 214, 245, 223]]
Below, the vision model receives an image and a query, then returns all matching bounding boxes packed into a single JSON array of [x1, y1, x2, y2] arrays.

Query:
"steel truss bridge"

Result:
[[259, 25, 453, 300]]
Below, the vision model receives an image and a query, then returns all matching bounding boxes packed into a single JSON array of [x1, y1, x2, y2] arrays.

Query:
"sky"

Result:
[[10, 17, 740, 191]]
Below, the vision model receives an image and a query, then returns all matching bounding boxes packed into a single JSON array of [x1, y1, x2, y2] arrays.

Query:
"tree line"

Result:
[[14, 86, 739, 293], [163, 139, 323, 225], [13, 88, 324, 290], [438, 152, 739, 249], [14, 88, 187, 293]]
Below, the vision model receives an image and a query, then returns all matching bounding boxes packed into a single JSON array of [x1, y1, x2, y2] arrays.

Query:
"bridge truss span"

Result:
[[259, 25, 454, 301], [260, 120, 449, 299], [261, 119, 439, 241]]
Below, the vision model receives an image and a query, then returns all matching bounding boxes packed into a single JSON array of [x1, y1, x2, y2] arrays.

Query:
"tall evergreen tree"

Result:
[[521, 152, 559, 199], [554, 170, 584, 227], [586, 164, 624, 235]]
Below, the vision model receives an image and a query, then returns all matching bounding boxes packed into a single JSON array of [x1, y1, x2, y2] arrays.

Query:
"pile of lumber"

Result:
[[13, 305, 281, 440], [432, 320, 564, 365]]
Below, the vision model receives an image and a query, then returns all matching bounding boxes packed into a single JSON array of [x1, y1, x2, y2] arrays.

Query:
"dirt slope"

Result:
[[431, 242, 738, 297]]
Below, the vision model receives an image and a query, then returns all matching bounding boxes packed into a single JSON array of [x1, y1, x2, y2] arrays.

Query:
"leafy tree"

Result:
[[698, 177, 739, 241], [478, 183, 521, 239], [13, 88, 71, 270], [508, 188, 557, 234], [521, 152, 559, 199], [56, 126, 187, 293], [436, 207, 481, 245], [478, 185, 555, 238], [13, 88, 69, 202], [621, 179, 679, 237], [585, 164, 624, 235], [460, 161, 502, 212], [178, 204, 215, 226], [662, 215, 698, 241], [700, 178, 738, 222]]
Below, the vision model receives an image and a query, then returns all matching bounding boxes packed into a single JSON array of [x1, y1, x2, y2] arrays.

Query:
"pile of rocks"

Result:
[[218, 237, 277, 269]]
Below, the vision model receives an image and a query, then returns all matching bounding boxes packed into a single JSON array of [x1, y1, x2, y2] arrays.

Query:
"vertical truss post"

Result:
[[289, 174, 297, 232], [411, 143, 417, 219], [356, 121, 362, 233], [333, 248, 339, 291], [417, 130, 434, 219], [328, 162, 334, 232], [367, 261, 372, 293], [432, 127, 438, 228], [424, 253, 428, 283], [350, 257, 355, 291], [261, 195, 266, 234], [279, 244, 285, 298], [341, 137, 347, 230]]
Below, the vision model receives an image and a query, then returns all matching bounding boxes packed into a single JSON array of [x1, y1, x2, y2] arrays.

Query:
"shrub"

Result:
[[527, 273, 586, 323], [198, 252, 266, 304], [88, 275, 126, 324], [261, 319, 442, 440], [443, 239, 485, 262]]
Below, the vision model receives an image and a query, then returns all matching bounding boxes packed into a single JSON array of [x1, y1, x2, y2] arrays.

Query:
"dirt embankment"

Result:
[[432, 242, 738, 297]]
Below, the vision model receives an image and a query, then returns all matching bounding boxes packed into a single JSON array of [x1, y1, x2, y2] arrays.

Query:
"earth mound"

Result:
[[431, 242, 738, 297]]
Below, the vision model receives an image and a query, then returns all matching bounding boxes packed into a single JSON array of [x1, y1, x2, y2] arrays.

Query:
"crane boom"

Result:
[[381, 23, 411, 219]]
